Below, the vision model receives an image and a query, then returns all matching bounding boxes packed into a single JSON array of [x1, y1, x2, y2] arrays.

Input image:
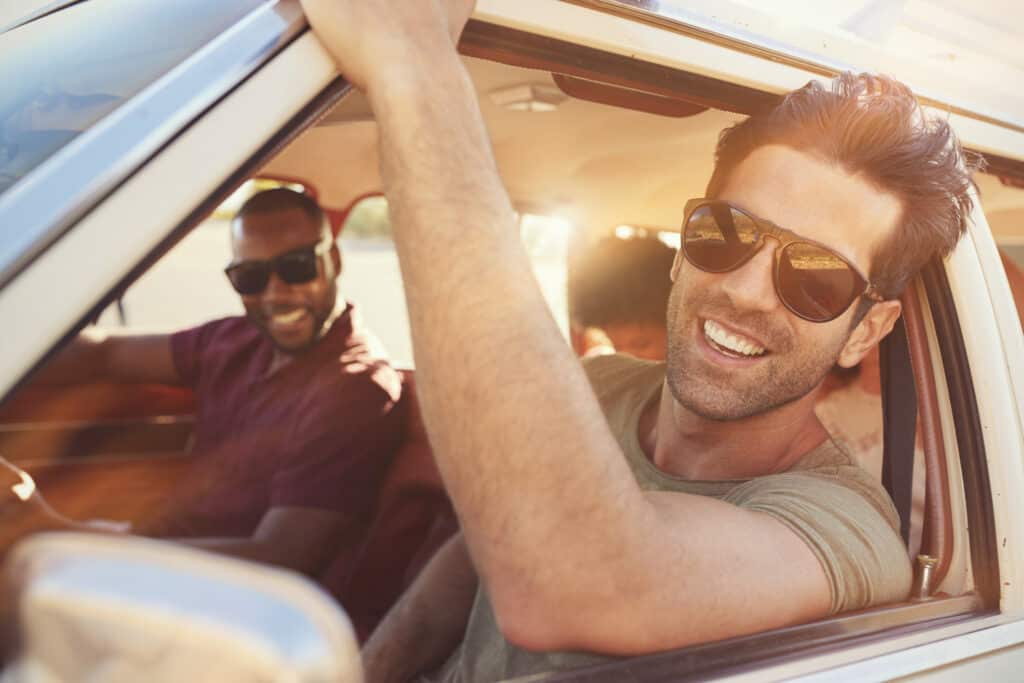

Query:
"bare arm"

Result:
[[362, 533, 477, 683], [34, 328, 181, 386], [178, 506, 357, 576], [302, 0, 829, 654]]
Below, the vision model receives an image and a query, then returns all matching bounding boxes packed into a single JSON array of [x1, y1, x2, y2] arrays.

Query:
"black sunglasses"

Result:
[[224, 238, 332, 296], [680, 198, 883, 323]]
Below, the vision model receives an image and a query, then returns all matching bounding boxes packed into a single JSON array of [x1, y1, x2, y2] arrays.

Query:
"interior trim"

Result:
[[921, 260, 1000, 607], [551, 74, 708, 117], [902, 279, 954, 589], [460, 19, 778, 115]]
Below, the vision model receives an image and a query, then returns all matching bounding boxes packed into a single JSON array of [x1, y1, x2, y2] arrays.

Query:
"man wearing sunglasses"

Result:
[[38, 187, 404, 582], [303, 3, 981, 681]]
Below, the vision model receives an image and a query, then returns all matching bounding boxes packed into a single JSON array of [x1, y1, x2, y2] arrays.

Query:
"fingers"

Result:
[[300, 0, 475, 93]]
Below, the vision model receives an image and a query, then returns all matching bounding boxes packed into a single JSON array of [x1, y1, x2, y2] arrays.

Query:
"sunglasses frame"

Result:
[[680, 198, 883, 323], [224, 235, 333, 296]]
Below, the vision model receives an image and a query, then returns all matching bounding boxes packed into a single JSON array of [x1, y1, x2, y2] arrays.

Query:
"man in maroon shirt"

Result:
[[42, 188, 405, 578]]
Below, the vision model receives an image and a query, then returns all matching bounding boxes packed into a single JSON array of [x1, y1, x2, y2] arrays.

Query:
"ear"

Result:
[[670, 248, 685, 282], [837, 299, 902, 369], [329, 244, 342, 279]]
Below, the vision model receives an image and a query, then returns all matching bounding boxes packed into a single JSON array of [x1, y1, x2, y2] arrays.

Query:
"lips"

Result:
[[702, 319, 767, 358]]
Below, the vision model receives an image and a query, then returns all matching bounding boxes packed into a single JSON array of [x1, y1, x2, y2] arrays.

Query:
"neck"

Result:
[[267, 348, 298, 375], [638, 382, 829, 480]]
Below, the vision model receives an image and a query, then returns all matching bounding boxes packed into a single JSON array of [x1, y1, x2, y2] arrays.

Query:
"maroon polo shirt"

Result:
[[159, 303, 405, 538]]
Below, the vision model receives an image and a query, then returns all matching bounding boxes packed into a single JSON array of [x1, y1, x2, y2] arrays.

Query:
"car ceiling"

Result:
[[262, 55, 1024, 243]]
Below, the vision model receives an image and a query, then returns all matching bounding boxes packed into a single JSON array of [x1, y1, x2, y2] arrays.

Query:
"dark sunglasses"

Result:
[[224, 238, 332, 296], [680, 198, 883, 323]]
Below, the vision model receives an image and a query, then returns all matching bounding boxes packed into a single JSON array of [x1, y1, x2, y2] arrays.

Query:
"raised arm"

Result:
[[301, 0, 851, 655], [35, 328, 181, 386]]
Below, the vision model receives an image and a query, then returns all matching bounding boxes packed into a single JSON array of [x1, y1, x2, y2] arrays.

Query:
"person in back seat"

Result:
[[567, 234, 675, 361], [38, 187, 404, 579], [302, 3, 981, 681]]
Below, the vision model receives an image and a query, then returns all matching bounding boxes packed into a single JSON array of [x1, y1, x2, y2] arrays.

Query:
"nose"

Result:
[[717, 240, 781, 314], [259, 270, 294, 302]]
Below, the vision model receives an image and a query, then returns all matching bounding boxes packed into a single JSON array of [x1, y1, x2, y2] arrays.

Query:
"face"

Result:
[[666, 145, 903, 420], [230, 208, 338, 354]]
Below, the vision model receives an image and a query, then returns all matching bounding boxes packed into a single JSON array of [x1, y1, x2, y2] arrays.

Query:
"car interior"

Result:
[[2, 23, 1024, 671]]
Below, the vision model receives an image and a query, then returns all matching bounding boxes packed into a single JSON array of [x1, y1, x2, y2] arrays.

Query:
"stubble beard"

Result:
[[664, 283, 848, 421], [249, 283, 337, 356]]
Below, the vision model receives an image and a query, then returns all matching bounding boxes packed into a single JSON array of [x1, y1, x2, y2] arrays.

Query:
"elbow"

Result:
[[488, 580, 587, 653]]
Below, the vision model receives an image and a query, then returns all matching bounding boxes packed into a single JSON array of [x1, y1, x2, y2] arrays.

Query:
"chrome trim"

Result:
[[0, 0, 86, 35], [0, 0, 307, 289], [561, 0, 1024, 135]]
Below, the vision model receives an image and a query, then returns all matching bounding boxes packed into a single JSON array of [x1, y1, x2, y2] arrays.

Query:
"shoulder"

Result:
[[581, 353, 664, 398], [787, 439, 900, 530], [302, 343, 404, 423], [725, 465, 911, 612]]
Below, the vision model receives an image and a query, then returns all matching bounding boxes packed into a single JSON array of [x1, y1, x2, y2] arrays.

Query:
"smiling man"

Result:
[[300, 2, 980, 681], [40, 187, 404, 580]]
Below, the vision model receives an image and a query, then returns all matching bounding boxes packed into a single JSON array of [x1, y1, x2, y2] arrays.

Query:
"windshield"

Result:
[[0, 0, 268, 197], [619, 0, 1023, 130]]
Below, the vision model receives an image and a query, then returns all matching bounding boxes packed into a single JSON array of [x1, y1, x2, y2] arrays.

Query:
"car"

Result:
[[1, 0, 1023, 680]]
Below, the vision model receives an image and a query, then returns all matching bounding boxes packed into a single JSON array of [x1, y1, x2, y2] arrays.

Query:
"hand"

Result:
[[300, 0, 476, 94]]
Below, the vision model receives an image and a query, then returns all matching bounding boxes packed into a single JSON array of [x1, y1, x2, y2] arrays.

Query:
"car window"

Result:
[[0, 0, 266, 199], [94, 178, 313, 331], [89, 190, 572, 366], [338, 195, 571, 366]]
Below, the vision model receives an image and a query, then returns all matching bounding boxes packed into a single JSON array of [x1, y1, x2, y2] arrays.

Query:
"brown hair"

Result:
[[706, 72, 983, 299]]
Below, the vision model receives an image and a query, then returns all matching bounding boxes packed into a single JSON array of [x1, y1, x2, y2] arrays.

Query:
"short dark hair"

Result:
[[706, 72, 983, 299], [568, 235, 676, 328], [235, 187, 327, 235]]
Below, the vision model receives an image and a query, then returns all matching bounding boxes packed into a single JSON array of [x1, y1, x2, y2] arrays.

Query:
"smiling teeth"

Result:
[[703, 320, 766, 357], [272, 309, 305, 324]]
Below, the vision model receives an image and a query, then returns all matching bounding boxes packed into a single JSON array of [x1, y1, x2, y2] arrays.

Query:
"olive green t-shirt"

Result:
[[431, 354, 912, 683]]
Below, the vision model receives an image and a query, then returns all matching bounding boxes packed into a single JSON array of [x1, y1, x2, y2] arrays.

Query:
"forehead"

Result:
[[716, 145, 903, 272], [231, 207, 322, 259]]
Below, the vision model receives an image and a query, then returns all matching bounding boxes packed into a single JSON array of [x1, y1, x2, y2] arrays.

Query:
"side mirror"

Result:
[[3, 532, 363, 682]]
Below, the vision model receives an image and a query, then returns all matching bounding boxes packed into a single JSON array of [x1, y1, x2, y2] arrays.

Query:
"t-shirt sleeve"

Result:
[[723, 471, 913, 613], [269, 373, 404, 522], [169, 321, 219, 386]]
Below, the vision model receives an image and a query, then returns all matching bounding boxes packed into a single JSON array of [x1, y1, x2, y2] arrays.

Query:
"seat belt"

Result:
[[879, 315, 916, 546]]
